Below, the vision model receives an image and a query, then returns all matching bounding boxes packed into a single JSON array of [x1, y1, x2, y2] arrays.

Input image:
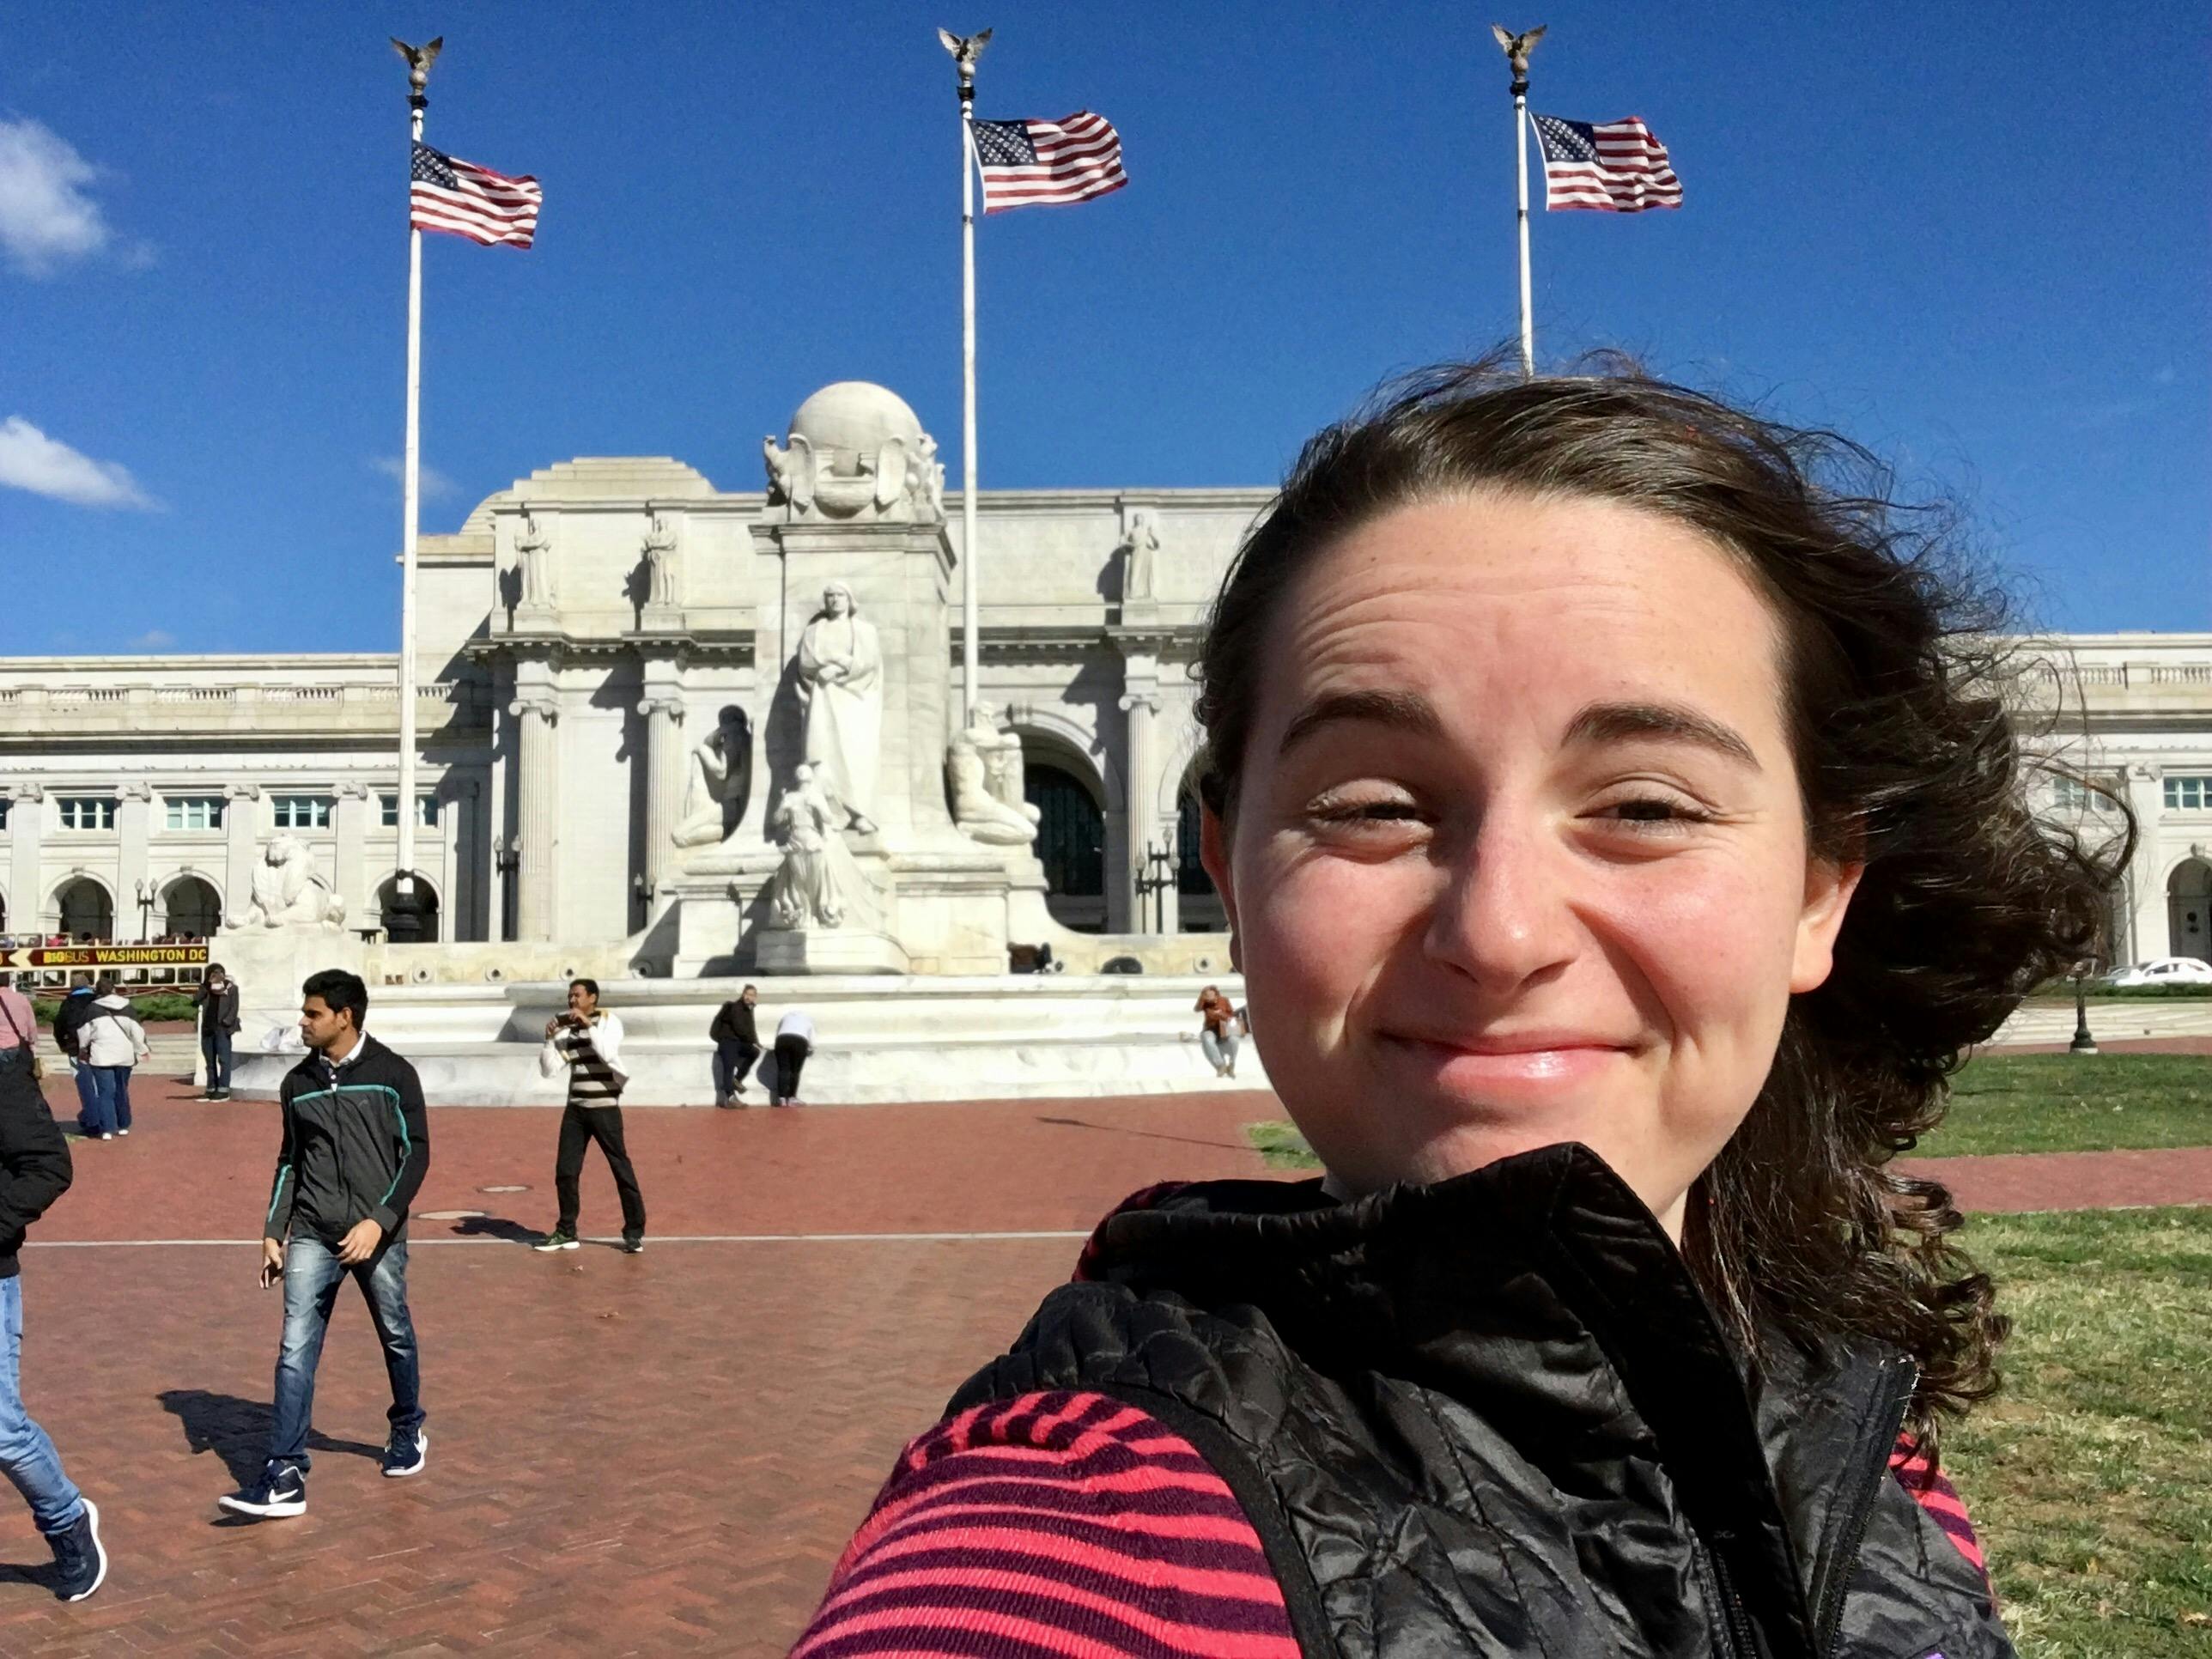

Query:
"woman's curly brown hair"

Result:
[[1194, 355, 2132, 1450]]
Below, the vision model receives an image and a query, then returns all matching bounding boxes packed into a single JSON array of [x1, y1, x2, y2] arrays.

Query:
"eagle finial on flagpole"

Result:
[[391, 35, 443, 108], [1491, 23, 1543, 95], [937, 27, 992, 89]]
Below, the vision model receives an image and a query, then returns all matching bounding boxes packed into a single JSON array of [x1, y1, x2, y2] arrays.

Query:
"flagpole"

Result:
[[942, 28, 990, 727], [390, 38, 439, 943], [1494, 25, 1544, 378]]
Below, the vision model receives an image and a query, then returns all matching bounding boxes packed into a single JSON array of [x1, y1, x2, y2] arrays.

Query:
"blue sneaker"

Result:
[[218, 1464, 306, 1518], [381, 1426, 428, 1479], [48, 1499, 106, 1601]]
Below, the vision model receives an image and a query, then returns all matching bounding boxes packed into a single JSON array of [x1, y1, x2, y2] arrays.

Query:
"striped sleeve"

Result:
[[792, 1389, 1297, 1658], [1890, 1438, 1989, 1583]]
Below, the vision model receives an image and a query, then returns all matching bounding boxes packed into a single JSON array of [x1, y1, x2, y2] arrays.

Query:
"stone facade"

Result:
[[1, 383, 2208, 969]]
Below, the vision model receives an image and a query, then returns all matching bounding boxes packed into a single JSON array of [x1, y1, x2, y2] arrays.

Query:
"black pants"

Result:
[[713, 1038, 761, 1103], [773, 1035, 810, 1101], [554, 1102, 647, 1239]]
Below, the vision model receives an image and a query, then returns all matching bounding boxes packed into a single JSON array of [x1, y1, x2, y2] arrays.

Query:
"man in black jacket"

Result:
[[708, 983, 761, 1108], [0, 986, 106, 1600], [220, 969, 431, 1520], [50, 977, 98, 1134], [192, 965, 242, 1101]]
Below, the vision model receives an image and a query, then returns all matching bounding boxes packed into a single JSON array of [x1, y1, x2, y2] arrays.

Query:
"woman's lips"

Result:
[[1384, 1032, 1632, 1095]]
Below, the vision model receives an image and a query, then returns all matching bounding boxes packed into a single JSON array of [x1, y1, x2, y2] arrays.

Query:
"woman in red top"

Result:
[[797, 359, 2119, 1657], [1194, 985, 1241, 1078]]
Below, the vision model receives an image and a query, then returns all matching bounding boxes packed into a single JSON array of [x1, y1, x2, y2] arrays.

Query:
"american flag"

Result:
[[1532, 115, 1682, 213], [971, 112, 1127, 213], [409, 143, 543, 247]]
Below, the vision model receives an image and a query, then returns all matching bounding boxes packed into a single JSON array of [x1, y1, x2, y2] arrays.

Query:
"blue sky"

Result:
[[2, 1, 2204, 655]]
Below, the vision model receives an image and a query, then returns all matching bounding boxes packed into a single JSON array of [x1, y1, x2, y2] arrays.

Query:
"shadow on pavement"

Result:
[[158, 1388, 383, 1488], [452, 1214, 539, 1243], [1034, 1115, 1249, 1152]]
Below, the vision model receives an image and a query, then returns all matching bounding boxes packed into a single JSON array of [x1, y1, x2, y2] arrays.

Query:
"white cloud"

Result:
[[370, 454, 459, 499], [0, 416, 159, 508], [131, 629, 175, 649], [0, 116, 117, 277]]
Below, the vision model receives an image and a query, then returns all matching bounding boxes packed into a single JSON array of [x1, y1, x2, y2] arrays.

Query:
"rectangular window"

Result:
[[0, 800, 9, 831], [164, 796, 225, 831], [270, 795, 333, 830], [2166, 775, 2212, 813], [2051, 775, 2118, 812], [56, 797, 117, 831], [380, 793, 438, 828]]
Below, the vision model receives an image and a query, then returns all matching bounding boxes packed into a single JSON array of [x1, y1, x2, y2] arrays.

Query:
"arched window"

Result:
[[56, 878, 113, 941], [376, 875, 442, 943], [1024, 763, 1105, 933], [164, 876, 222, 939], [2170, 858, 2211, 962]]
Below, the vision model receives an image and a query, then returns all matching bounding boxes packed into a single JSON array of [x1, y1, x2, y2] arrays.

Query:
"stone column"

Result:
[[2124, 763, 2166, 961], [116, 782, 153, 941], [1119, 688, 1162, 934], [334, 781, 371, 931], [635, 693, 687, 891], [507, 693, 561, 940], [7, 785, 44, 934], [222, 785, 261, 927]]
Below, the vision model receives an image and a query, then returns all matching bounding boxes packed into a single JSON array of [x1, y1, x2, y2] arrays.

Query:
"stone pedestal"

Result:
[[213, 924, 368, 1059], [755, 927, 908, 975]]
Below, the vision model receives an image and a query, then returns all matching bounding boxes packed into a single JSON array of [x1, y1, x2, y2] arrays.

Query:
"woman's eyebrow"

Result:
[[1278, 688, 1444, 757], [1564, 701, 1761, 770]]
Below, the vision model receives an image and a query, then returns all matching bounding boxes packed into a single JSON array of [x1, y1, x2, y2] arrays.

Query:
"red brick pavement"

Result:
[[3, 1068, 2205, 1656]]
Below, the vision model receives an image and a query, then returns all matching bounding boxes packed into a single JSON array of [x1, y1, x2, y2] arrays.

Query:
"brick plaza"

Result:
[[2, 1058, 2203, 1656]]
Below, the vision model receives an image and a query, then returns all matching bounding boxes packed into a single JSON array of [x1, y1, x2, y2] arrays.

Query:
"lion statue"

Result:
[[233, 834, 347, 930]]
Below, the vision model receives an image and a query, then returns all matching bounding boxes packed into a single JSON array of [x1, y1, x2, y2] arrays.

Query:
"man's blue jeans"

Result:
[[269, 1232, 422, 1474], [70, 1063, 96, 1132], [202, 1029, 233, 1093], [0, 1276, 86, 1536]]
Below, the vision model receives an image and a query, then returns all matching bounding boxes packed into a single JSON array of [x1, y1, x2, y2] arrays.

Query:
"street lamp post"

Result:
[[494, 835, 522, 943], [2069, 959, 2100, 1055], [134, 878, 156, 943]]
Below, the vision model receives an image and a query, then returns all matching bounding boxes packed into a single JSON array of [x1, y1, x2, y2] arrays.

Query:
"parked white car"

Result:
[[2105, 957, 2212, 988]]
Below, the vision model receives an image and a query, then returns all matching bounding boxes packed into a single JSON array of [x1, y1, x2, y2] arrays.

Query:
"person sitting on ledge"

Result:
[[792, 356, 2123, 1657]]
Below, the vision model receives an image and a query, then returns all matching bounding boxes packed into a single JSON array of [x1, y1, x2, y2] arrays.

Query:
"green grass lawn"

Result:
[[1921, 1054, 2212, 1158], [1953, 1207, 2212, 1657]]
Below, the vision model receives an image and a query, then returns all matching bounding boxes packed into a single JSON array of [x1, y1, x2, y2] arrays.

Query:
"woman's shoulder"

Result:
[[792, 1388, 1297, 1658]]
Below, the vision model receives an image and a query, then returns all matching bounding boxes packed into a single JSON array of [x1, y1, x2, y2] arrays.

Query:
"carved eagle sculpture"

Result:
[[936, 27, 992, 85], [390, 35, 444, 94], [1490, 23, 1544, 85]]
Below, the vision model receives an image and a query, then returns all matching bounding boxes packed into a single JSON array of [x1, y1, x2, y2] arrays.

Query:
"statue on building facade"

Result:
[[947, 703, 1040, 846], [672, 705, 751, 848], [1118, 508, 1160, 601], [641, 512, 679, 608], [233, 835, 347, 930], [795, 581, 883, 836], [764, 763, 868, 929], [514, 507, 554, 607], [908, 433, 945, 520]]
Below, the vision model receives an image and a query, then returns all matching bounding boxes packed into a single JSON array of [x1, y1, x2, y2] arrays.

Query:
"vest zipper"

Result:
[[1812, 1354, 1920, 1656], [1705, 1543, 1759, 1658]]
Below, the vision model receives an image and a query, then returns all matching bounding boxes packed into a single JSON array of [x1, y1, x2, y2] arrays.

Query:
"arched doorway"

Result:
[[375, 875, 442, 943], [1024, 763, 1106, 932], [56, 878, 113, 941], [1176, 790, 1226, 932], [164, 876, 222, 939], [2170, 859, 2211, 962]]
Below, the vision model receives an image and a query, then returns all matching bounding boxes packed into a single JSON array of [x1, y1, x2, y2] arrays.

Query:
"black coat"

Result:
[[953, 1143, 2012, 1657], [193, 980, 241, 1035], [0, 1062, 71, 1279]]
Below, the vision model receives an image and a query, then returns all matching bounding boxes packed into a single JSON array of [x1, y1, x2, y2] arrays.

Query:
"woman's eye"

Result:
[[1596, 796, 1714, 830], [1311, 798, 1424, 827]]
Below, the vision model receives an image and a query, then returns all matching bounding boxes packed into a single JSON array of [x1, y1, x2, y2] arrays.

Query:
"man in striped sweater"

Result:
[[532, 979, 647, 1255]]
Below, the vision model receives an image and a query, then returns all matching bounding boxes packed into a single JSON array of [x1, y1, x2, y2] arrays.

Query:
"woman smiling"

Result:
[[793, 361, 2123, 1658]]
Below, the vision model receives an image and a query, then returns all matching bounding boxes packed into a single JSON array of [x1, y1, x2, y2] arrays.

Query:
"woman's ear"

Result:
[[1200, 802, 1240, 969], [1790, 854, 1865, 994]]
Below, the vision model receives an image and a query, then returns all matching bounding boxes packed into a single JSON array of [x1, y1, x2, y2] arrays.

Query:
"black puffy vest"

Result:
[[951, 1143, 2012, 1658]]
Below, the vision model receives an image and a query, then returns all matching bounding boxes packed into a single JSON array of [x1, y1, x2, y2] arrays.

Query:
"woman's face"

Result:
[[1203, 490, 1860, 1237]]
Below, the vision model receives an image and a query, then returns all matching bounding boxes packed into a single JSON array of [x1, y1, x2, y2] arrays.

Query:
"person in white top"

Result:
[[771, 1009, 816, 1108], [76, 980, 149, 1142]]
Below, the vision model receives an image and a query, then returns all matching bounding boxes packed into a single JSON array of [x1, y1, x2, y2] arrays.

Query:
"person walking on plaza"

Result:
[[193, 964, 240, 1101], [708, 984, 761, 1108], [534, 979, 646, 1254], [76, 981, 149, 1142], [1194, 983, 1240, 1079], [0, 980, 106, 1600], [771, 1006, 814, 1107], [220, 969, 431, 1519], [51, 978, 98, 1137]]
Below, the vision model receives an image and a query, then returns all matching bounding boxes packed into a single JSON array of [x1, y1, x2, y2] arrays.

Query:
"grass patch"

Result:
[[1953, 1207, 2212, 1657], [1246, 1121, 1319, 1170], [1921, 1055, 2212, 1158], [30, 993, 198, 1025]]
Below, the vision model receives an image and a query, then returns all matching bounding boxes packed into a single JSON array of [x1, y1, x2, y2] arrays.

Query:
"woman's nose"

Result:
[[1420, 815, 1580, 991]]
